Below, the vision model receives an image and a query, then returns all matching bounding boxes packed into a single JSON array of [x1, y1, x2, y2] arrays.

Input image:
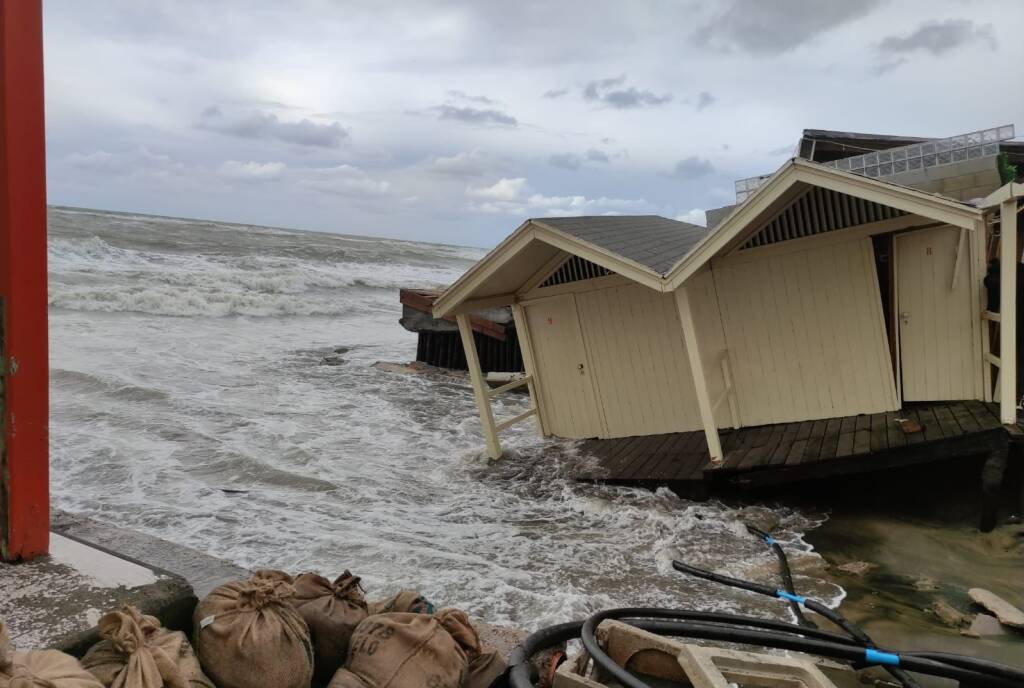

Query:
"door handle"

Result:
[[900, 311, 910, 324], [577, 363, 585, 375]]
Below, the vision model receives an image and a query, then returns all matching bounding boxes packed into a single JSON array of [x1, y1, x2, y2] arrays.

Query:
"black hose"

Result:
[[674, 547, 918, 688], [745, 524, 814, 628]]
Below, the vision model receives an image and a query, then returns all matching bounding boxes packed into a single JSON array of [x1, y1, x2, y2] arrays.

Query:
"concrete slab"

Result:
[[0, 531, 195, 655], [51, 509, 250, 597]]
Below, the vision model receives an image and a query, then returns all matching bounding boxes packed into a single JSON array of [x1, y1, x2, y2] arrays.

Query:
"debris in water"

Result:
[[220, 488, 249, 495], [837, 561, 876, 577], [968, 587, 1024, 628]]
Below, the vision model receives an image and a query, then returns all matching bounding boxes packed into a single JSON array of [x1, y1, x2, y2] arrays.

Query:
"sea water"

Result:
[[49, 206, 841, 629]]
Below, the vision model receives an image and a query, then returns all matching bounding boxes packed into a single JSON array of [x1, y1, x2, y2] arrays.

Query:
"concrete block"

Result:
[[556, 621, 840, 688], [0, 532, 196, 655]]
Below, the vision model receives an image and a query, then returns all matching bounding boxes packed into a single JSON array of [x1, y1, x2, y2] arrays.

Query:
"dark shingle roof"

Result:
[[532, 215, 707, 276]]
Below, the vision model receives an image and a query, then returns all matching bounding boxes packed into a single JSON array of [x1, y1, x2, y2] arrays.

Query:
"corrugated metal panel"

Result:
[[539, 254, 612, 287], [740, 187, 906, 250], [714, 238, 899, 424]]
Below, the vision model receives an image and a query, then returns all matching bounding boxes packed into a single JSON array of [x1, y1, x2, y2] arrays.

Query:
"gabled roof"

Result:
[[434, 157, 987, 317], [663, 157, 985, 288], [533, 216, 706, 275]]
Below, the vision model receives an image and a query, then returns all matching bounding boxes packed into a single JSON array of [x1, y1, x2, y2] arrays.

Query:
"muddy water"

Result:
[[808, 513, 1024, 670]]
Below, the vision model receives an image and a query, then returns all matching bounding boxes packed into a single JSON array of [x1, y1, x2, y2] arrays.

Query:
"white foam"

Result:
[[48, 208, 841, 629]]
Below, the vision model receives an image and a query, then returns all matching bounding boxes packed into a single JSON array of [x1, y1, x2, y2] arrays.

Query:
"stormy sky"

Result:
[[44, 0, 1024, 246]]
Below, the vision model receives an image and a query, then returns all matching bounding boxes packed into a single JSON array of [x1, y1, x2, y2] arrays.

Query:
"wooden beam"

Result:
[[1000, 198, 1018, 424], [674, 285, 723, 465], [511, 304, 546, 436], [457, 314, 502, 459], [494, 408, 537, 432], [443, 293, 519, 317], [1, 0, 49, 561], [402, 288, 508, 340], [951, 227, 966, 291], [488, 374, 531, 398]]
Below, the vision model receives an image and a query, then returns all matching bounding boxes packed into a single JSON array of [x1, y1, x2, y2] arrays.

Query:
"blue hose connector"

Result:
[[864, 648, 900, 666]]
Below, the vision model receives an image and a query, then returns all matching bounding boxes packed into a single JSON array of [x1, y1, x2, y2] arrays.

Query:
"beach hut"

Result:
[[434, 158, 1022, 475]]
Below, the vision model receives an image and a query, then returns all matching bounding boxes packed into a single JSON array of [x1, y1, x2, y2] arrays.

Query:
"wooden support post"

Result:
[[674, 285, 724, 466], [1000, 199, 1018, 424], [511, 304, 546, 437], [1, 0, 49, 561], [457, 314, 502, 459]]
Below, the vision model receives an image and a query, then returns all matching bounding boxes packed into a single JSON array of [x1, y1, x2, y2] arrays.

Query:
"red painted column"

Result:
[[0, 0, 49, 561]]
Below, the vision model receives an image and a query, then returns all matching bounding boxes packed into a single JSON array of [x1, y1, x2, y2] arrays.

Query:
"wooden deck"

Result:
[[574, 400, 1013, 498]]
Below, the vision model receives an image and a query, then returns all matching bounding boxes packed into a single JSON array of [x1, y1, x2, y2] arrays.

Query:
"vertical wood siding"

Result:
[[713, 237, 899, 425], [896, 226, 976, 401], [575, 284, 703, 436], [523, 294, 606, 438]]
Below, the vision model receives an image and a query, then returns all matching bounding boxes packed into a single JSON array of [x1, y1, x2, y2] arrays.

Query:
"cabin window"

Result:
[[539, 255, 612, 287]]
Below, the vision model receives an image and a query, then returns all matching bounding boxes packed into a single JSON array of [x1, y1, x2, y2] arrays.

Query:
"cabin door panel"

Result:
[[896, 226, 975, 401], [523, 294, 606, 438]]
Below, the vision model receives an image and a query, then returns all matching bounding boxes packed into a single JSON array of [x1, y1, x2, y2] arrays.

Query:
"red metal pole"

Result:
[[0, 0, 49, 561]]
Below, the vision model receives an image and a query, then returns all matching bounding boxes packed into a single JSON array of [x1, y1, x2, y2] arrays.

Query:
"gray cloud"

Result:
[[876, 19, 996, 62], [695, 91, 715, 111], [197, 108, 350, 148], [669, 156, 715, 179], [696, 0, 880, 55], [549, 148, 615, 171], [549, 152, 582, 170], [430, 150, 494, 177], [542, 87, 569, 99], [582, 75, 673, 109], [434, 104, 518, 126], [446, 89, 497, 104]]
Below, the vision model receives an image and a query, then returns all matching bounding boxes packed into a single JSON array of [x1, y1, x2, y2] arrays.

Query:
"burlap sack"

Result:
[[328, 613, 466, 688], [434, 609, 505, 688], [290, 571, 368, 685], [193, 570, 313, 688], [81, 606, 213, 688], [365, 590, 434, 616], [1, 621, 103, 688]]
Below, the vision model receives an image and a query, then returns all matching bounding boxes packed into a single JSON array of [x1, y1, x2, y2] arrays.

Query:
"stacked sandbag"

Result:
[[434, 609, 506, 688], [289, 571, 368, 685], [329, 613, 467, 688], [365, 590, 434, 616], [193, 569, 313, 688], [81, 606, 213, 688], [0, 621, 102, 688]]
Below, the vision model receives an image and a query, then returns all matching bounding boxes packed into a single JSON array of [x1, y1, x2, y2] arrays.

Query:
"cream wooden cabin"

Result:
[[434, 159, 1022, 462]]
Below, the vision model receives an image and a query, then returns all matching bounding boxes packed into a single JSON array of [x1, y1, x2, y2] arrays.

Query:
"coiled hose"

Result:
[[501, 525, 1024, 688]]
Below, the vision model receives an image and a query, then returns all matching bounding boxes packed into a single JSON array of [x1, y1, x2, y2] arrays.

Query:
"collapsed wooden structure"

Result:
[[433, 156, 1023, 490]]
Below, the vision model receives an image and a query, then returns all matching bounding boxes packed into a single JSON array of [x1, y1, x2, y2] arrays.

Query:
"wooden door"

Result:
[[523, 294, 606, 438], [896, 226, 975, 401]]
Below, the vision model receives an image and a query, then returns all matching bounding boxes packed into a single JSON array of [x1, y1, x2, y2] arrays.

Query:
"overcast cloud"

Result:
[[43, 0, 1024, 246]]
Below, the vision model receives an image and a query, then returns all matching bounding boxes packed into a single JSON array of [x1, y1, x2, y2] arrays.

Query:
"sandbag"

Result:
[[290, 571, 368, 685], [434, 609, 506, 688], [81, 606, 213, 688], [329, 613, 466, 688], [365, 590, 434, 616], [193, 570, 313, 688], [0, 621, 103, 688]]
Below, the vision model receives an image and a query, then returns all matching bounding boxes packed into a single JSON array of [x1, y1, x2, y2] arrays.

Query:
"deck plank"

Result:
[[916, 406, 943, 441], [835, 416, 857, 457], [932, 404, 961, 437], [768, 423, 800, 466], [852, 415, 872, 455], [884, 410, 906, 449], [817, 417, 843, 462], [869, 413, 888, 453], [950, 402, 981, 433], [802, 420, 828, 463], [902, 408, 925, 445]]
